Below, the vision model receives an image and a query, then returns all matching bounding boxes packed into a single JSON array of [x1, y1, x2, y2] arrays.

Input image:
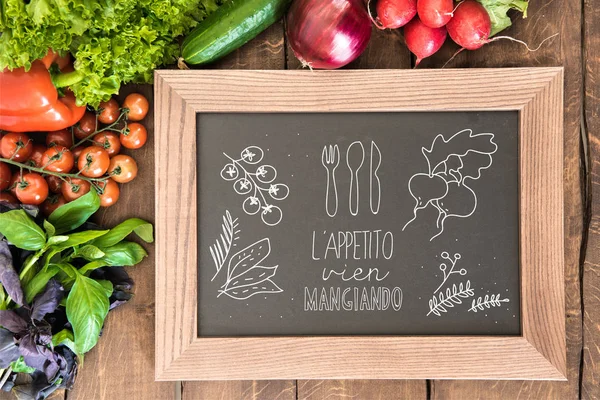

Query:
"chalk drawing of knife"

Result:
[[370, 141, 381, 215], [346, 141, 365, 216]]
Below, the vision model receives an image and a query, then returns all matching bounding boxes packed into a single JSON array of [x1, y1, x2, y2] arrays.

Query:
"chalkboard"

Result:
[[197, 111, 520, 337]]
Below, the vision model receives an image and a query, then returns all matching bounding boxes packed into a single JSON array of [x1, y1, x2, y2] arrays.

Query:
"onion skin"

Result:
[[404, 16, 447, 66], [446, 0, 491, 50], [286, 0, 372, 69]]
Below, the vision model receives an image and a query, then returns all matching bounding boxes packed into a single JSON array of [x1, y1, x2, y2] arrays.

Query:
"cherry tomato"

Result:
[[41, 194, 67, 216], [46, 129, 73, 148], [78, 146, 110, 178], [61, 178, 91, 202], [108, 155, 138, 183], [15, 173, 48, 205], [42, 146, 74, 173], [8, 172, 20, 196], [74, 111, 97, 140], [98, 98, 120, 124], [0, 162, 12, 191], [93, 132, 121, 157], [27, 144, 47, 168], [46, 175, 63, 193], [71, 145, 85, 162], [97, 178, 120, 207], [0, 192, 17, 203], [122, 93, 149, 121], [0, 132, 32, 162], [120, 123, 147, 149]]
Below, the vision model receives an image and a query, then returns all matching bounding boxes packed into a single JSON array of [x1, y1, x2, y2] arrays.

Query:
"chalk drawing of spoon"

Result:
[[322, 144, 340, 217], [346, 141, 365, 216], [370, 141, 382, 214]]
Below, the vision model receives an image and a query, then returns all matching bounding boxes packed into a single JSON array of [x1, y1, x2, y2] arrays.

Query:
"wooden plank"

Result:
[[182, 381, 295, 400], [181, 19, 294, 400], [67, 84, 175, 400], [428, 0, 584, 398], [289, 22, 422, 400], [582, 0, 600, 397]]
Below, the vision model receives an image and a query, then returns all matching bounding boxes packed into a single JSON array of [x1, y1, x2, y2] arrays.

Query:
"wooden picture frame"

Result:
[[154, 68, 565, 381]]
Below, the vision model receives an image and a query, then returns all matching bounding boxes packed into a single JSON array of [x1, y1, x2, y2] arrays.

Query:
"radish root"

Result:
[[442, 47, 465, 68], [489, 32, 559, 51], [367, 0, 386, 30], [177, 57, 189, 70]]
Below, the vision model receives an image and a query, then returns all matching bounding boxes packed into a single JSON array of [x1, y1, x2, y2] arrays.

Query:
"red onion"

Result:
[[286, 0, 372, 69]]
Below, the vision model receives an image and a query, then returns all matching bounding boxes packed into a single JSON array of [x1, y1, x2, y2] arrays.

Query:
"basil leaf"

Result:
[[43, 220, 55, 238], [97, 280, 114, 297], [79, 260, 108, 276], [91, 218, 153, 248], [52, 329, 77, 355], [0, 210, 46, 250], [52, 230, 109, 252], [47, 236, 69, 246], [49, 190, 100, 234], [0, 242, 24, 306], [100, 242, 147, 266], [10, 356, 35, 374], [24, 265, 60, 303], [78, 245, 105, 260], [66, 274, 110, 354]]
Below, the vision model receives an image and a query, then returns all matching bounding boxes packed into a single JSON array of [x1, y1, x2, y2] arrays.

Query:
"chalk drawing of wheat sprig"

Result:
[[427, 280, 474, 316], [209, 210, 240, 281], [469, 294, 510, 312]]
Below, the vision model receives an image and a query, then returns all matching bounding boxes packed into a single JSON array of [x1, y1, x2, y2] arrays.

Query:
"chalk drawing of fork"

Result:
[[322, 144, 340, 217]]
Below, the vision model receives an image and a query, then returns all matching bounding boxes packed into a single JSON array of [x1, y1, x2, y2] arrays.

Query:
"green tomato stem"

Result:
[[0, 157, 108, 183]]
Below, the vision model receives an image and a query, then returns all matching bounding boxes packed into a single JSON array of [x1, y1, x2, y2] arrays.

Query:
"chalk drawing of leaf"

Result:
[[427, 280, 474, 317], [469, 294, 510, 312], [226, 238, 271, 281], [219, 278, 283, 300], [209, 210, 239, 281], [223, 265, 278, 289]]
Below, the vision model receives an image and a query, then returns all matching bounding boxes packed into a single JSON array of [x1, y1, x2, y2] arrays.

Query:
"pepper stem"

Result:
[[52, 70, 85, 89]]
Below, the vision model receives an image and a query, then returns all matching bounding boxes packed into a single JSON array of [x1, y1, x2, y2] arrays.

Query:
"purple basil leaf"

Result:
[[12, 370, 59, 400], [0, 310, 27, 334], [0, 328, 20, 368], [0, 241, 24, 306], [31, 280, 64, 322], [54, 346, 77, 389], [19, 335, 60, 382]]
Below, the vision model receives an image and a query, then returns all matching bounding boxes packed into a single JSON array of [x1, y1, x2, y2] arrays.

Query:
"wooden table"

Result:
[[20, 0, 598, 398]]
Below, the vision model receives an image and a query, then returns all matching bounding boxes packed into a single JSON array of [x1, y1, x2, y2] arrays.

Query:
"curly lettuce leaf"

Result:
[[0, 0, 226, 107], [478, 0, 529, 37]]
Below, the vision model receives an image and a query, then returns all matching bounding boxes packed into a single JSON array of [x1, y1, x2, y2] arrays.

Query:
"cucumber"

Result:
[[182, 0, 291, 65]]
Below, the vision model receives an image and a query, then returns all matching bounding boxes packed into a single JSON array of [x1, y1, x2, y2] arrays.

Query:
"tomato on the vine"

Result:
[[71, 146, 84, 162], [0, 192, 17, 203], [108, 155, 138, 183], [93, 132, 121, 157], [61, 178, 91, 202], [97, 178, 120, 207], [26, 144, 47, 168], [42, 146, 74, 173], [98, 98, 120, 124], [41, 194, 67, 216], [15, 173, 48, 205], [74, 111, 96, 140], [120, 123, 147, 149], [46, 129, 73, 148], [123, 93, 149, 121], [0, 132, 33, 162], [46, 175, 63, 193], [78, 146, 110, 178], [0, 162, 11, 191]]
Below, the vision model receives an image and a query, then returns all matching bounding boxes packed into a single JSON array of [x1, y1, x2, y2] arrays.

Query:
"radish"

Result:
[[403, 16, 447, 66], [417, 0, 454, 28], [446, 0, 491, 50], [371, 0, 417, 29]]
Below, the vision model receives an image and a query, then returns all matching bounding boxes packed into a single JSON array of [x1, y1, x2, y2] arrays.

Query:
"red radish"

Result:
[[286, 0, 372, 69], [417, 0, 454, 28], [373, 0, 417, 29], [404, 16, 447, 66], [446, 0, 491, 50]]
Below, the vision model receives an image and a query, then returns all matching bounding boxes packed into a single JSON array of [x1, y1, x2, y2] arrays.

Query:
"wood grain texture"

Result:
[[297, 380, 426, 400], [180, 19, 295, 400], [155, 68, 565, 381], [427, 0, 584, 398], [583, 0, 600, 397], [67, 84, 175, 400]]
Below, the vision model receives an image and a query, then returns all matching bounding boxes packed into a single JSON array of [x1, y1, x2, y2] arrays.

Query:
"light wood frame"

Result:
[[154, 68, 565, 381]]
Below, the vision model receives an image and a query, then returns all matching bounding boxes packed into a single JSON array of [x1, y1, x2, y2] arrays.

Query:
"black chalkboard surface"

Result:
[[197, 111, 520, 336]]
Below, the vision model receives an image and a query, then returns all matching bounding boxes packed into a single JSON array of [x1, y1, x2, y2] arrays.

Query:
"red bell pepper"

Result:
[[0, 50, 86, 132]]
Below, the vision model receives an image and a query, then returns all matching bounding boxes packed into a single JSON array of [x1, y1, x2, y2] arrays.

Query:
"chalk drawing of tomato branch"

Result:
[[402, 129, 498, 241], [220, 146, 289, 226]]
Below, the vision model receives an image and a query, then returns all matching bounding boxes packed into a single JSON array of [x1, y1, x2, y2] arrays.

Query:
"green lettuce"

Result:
[[0, 0, 225, 107], [477, 0, 529, 37]]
